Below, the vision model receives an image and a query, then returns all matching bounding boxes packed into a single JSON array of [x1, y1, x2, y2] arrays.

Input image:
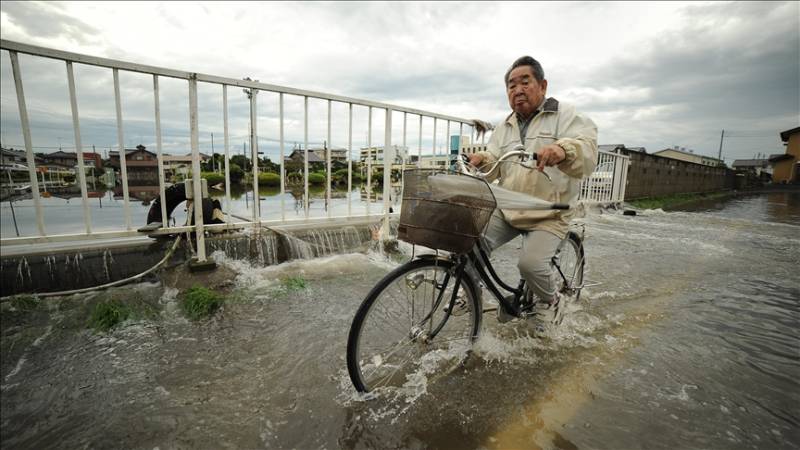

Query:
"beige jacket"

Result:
[[476, 97, 598, 238]]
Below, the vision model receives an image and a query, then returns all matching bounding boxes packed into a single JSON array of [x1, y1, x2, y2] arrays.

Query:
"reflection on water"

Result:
[[1, 192, 798, 449], [0, 183, 399, 237]]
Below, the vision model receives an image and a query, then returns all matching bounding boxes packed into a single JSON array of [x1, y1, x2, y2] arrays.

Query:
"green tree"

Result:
[[231, 154, 250, 171]]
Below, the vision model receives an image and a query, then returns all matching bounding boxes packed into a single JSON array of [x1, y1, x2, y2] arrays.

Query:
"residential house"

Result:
[[108, 145, 159, 184], [39, 151, 103, 169], [770, 126, 800, 184], [652, 147, 723, 166], [0, 148, 29, 166], [162, 153, 211, 177], [285, 148, 325, 165], [731, 159, 772, 180]]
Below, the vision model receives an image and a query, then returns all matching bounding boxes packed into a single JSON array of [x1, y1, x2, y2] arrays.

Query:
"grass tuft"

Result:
[[10, 295, 39, 311], [282, 276, 307, 291], [88, 300, 131, 332], [181, 286, 223, 320]]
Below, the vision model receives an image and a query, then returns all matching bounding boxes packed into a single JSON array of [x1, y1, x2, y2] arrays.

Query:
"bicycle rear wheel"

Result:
[[346, 258, 481, 393], [554, 232, 585, 299]]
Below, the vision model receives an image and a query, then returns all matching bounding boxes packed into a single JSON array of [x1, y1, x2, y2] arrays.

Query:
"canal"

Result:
[[1, 191, 798, 449]]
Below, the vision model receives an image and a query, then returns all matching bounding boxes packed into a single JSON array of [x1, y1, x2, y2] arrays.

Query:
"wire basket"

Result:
[[398, 169, 497, 254]]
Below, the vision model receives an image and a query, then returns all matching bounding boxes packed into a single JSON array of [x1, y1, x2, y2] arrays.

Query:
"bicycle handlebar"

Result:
[[454, 144, 570, 211]]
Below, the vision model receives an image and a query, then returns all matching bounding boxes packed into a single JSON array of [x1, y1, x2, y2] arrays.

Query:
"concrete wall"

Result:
[[0, 222, 379, 297], [621, 150, 735, 200]]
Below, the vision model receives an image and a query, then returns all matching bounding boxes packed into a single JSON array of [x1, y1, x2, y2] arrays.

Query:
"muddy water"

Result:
[[1, 192, 798, 449]]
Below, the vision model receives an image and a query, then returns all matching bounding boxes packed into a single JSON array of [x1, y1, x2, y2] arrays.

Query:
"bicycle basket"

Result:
[[398, 169, 497, 254]]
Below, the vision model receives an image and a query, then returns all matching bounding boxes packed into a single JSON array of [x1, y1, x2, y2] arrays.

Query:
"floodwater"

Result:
[[0, 183, 398, 238], [1, 191, 799, 449]]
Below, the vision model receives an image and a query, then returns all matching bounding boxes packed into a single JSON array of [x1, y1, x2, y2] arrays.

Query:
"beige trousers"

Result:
[[482, 209, 562, 302]]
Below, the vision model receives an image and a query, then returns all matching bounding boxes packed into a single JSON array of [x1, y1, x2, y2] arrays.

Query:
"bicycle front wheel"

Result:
[[555, 231, 585, 298], [346, 258, 481, 393]]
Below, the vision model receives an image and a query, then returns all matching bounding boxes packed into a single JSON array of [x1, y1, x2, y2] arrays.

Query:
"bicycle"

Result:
[[346, 146, 586, 393]]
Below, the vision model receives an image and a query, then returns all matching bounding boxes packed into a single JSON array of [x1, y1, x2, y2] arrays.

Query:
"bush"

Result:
[[258, 172, 281, 187], [88, 300, 131, 332], [229, 163, 244, 183], [308, 172, 325, 185], [202, 172, 225, 186], [181, 286, 222, 320], [332, 168, 363, 184]]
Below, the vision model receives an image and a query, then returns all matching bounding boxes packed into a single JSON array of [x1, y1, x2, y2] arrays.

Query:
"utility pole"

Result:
[[717, 129, 724, 166], [211, 132, 215, 173]]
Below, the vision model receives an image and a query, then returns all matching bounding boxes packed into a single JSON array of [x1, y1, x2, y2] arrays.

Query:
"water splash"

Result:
[[45, 256, 57, 281], [102, 250, 115, 282], [16, 257, 31, 286]]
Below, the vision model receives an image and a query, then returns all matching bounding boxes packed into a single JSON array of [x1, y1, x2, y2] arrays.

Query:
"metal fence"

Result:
[[0, 39, 627, 260]]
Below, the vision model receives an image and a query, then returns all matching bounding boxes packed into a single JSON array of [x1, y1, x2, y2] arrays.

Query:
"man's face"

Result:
[[506, 65, 547, 117]]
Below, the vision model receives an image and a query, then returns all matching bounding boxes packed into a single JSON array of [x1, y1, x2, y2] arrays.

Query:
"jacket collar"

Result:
[[504, 97, 559, 126]]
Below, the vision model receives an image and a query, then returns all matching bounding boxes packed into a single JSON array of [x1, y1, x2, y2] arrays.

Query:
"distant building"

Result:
[[460, 143, 487, 155], [162, 153, 211, 172], [283, 146, 347, 166], [652, 147, 722, 167], [36, 151, 102, 169], [108, 145, 159, 184], [771, 126, 800, 183], [0, 148, 28, 165], [359, 145, 409, 165], [731, 159, 772, 178], [285, 148, 324, 164]]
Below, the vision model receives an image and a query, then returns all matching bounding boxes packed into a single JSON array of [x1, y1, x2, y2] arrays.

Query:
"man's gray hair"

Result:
[[505, 56, 545, 85]]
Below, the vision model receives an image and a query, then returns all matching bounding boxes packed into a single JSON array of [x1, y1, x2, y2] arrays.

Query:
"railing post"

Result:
[[279, 93, 286, 221], [327, 99, 332, 218], [418, 115, 423, 168], [113, 68, 132, 230], [446, 120, 451, 167], [401, 112, 407, 202], [8, 50, 45, 236], [432, 117, 437, 168], [620, 156, 629, 202], [153, 75, 168, 228], [347, 103, 353, 217], [66, 61, 92, 235], [383, 107, 392, 235], [367, 106, 372, 215], [304, 96, 309, 219], [249, 87, 260, 223], [222, 84, 232, 225], [188, 74, 207, 262]]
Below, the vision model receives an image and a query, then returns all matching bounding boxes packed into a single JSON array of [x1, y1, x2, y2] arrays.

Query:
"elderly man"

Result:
[[469, 55, 598, 324]]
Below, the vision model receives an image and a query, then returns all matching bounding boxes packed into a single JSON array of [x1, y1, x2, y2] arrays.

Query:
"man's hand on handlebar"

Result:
[[535, 144, 566, 172], [468, 153, 485, 168]]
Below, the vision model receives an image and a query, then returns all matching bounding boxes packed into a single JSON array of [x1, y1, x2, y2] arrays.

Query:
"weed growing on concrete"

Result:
[[88, 300, 131, 332], [181, 286, 222, 320], [10, 295, 40, 311], [283, 276, 307, 291]]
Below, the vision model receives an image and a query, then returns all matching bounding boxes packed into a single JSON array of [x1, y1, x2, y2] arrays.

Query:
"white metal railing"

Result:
[[579, 150, 630, 204], [0, 39, 628, 258], [0, 39, 478, 258]]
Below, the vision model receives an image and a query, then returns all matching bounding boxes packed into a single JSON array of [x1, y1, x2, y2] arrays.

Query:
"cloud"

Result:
[[1, 1, 798, 164], [571, 1, 799, 158]]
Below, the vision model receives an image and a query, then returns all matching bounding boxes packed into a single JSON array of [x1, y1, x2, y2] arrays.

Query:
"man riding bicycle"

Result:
[[469, 55, 598, 325]]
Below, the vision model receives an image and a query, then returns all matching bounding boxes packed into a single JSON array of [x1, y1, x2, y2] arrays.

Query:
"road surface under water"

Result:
[[1, 191, 798, 449]]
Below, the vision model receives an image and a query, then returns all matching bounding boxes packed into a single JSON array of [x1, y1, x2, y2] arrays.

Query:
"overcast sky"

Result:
[[0, 1, 798, 164]]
